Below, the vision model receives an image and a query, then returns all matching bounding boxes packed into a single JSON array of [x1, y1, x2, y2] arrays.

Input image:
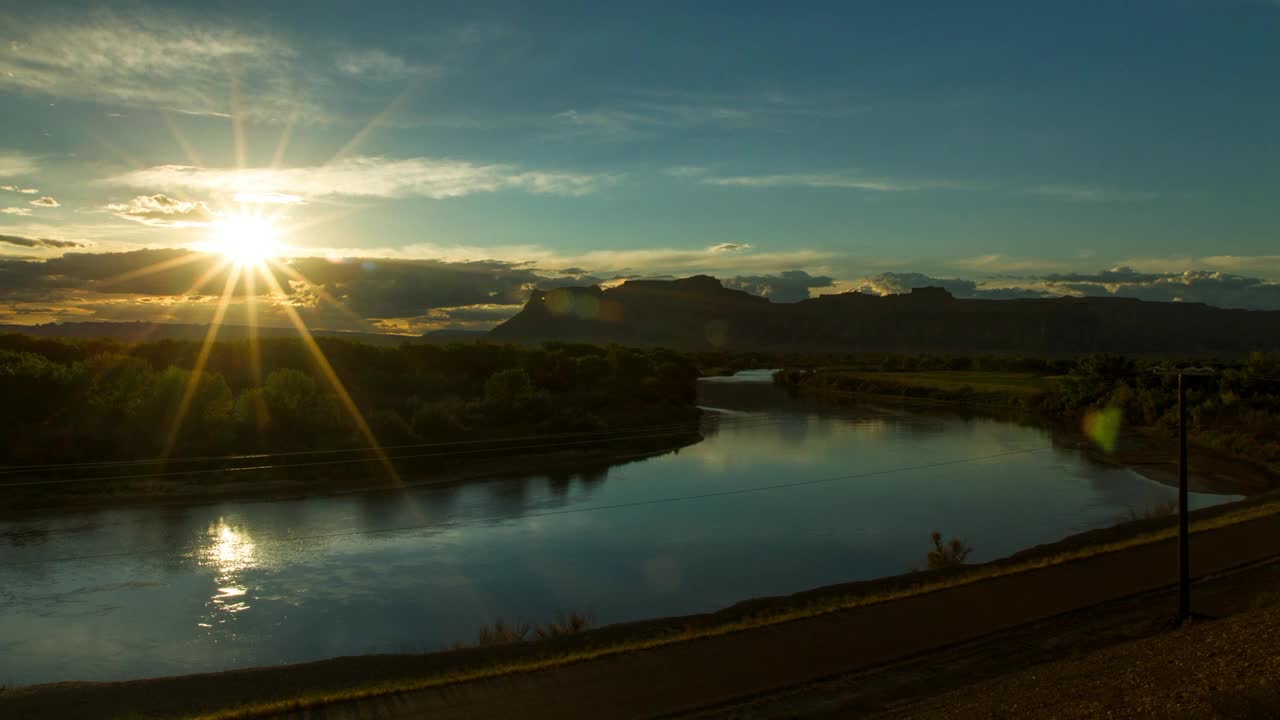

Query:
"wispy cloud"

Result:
[[0, 184, 38, 194], [0, 152, 36, 177], [1029, 185, 1158, 202], [552, 90, 863, 140], [28, 196, 58, 208], [232, 192, 304, 205], [0, 14, 311, 119], [0, 233, 86, 249], [1, 207, 31, 216], [950, 254, 1074, 273], [106, 194, 219, 227], [700, 172, 964, 192], [107, 157, 611, 200], [394, 242, 832, 277], [335, 49, 438, 81]]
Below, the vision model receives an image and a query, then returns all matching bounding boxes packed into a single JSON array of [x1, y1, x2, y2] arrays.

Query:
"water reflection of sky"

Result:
[[0, 374, 1243, 685]]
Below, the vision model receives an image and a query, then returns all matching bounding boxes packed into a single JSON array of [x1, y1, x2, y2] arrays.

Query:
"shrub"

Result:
[[475, 619, 530, 646], [533, 611, 594, 640], [926, 531, 974, 569], [455, 610, 594, 649]]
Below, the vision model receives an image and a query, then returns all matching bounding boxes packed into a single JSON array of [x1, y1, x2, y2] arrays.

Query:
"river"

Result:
[[0, 369, 1241, 685]]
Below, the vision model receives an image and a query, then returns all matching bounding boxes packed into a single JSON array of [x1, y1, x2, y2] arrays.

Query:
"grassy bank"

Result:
[[774, 368, 1052, 412], [775, 354, 1280, 480]]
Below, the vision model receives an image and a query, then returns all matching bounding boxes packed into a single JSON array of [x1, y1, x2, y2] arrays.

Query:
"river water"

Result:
[[0, 370, 1240, 685]]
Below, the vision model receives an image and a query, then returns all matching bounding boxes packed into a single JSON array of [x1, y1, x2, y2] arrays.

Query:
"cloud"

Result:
[[0, 152, 36, 177], [1, 185, 38, 194], [723, 270, 835, 303], [232, 192, 304, 205], [1197, 255, 1280, 275], [106, 194, 219, 227], [550, 91, 862, 140], [1, 207, 32, 216], [710, 243, 751, 252], [700, 172, 968, 192], [950, 254, 1073, 273], [0, 250, 579, 331], [0, 14, 310, 119], [28, 196, 58, 208], [666, 166, 708, 178], [0, 234, 87, 249], [1029, 185, 1158, 203], [1033, 267, 1280, 309], [837, 266, 1280, 310], [106, 157, 609, 200], [335, 49, 437, 81], [6, 246, 1280, 333]]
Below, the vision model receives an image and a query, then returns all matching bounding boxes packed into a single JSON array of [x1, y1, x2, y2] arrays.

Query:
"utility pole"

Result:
[[1152, 366, 1216, 624]]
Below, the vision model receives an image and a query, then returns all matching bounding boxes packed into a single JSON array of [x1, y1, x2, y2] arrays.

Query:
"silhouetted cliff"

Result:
[[489, 276, 1280, 354]]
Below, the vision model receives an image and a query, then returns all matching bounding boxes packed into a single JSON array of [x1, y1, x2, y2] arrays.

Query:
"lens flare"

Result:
[[1083, 407, 1123, 453]]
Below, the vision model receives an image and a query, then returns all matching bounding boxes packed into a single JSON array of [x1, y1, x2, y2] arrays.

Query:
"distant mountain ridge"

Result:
[[489, 275, 1280, 354]]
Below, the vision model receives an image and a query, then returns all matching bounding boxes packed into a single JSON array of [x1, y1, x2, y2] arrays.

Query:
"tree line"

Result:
[[774, 352, 1280, 474], [0, 334, 700, 465]]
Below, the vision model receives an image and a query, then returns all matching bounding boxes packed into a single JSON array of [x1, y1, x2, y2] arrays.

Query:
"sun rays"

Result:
[[94, 57, 409, 492]]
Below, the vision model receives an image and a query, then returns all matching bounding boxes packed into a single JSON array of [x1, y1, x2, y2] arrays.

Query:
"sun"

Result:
[[209, 214, 281, 266]]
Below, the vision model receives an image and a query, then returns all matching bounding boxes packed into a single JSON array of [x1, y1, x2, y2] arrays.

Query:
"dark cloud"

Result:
[[29, 196, 59, 208], [0, 234, 87, 249], [851, 268, 1280, 310], [723, 270, 835, 302], [106, 194, 218, 227], [284, 257, 559, 318], [0, 248, 226, 296], [424, 304, 525, 323], [1037, 268, 1280, 310], [4, 249, 1279, 332]]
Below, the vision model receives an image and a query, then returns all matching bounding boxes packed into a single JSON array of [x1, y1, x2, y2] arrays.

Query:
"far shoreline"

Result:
[[776, 371, 1279, 499], [0, 428, 704, 520]]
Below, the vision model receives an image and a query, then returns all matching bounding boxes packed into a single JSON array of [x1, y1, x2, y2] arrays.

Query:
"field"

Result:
[[815, 370, 1055, 395]]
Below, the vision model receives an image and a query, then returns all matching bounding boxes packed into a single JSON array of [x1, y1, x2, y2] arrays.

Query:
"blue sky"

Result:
[[1, 1, 1279, 331]]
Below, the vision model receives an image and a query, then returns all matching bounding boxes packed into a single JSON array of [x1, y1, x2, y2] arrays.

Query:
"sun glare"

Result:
[[210, 214, 281, 266]]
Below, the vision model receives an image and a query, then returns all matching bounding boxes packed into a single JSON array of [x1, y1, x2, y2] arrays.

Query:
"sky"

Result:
[[1, 0, 1279, 333]]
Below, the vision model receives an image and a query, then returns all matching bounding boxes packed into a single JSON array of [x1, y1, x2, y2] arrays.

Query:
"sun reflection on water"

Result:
[[195, 519, 258, 630]]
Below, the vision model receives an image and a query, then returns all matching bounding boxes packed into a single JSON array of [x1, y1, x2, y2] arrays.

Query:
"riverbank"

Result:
[[5, 488, 1279, 720], [776, 368, 1280, 497], [0, 426, 703, 518]]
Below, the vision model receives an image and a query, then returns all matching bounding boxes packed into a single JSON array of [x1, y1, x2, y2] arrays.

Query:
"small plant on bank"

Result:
[[475, 619, 530, 646], [926, 531, 974, 569], [454, 610, 595, 649], [1115, 498, 1178, 525], [534, 610, 594, 640]]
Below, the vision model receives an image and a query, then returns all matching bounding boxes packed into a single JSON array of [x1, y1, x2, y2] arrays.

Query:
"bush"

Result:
[[455, 610, 594, 649], [926, 531, 974, 569]]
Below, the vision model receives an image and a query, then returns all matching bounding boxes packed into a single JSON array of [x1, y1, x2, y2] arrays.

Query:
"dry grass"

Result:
[[1115, 498, 1178, 525], [191, 499, 1280, 720], [451, 611, 594, 650], [534, 611, 594, 640], [474, 619, 530, 646], [827, 370, 1052, 395]]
